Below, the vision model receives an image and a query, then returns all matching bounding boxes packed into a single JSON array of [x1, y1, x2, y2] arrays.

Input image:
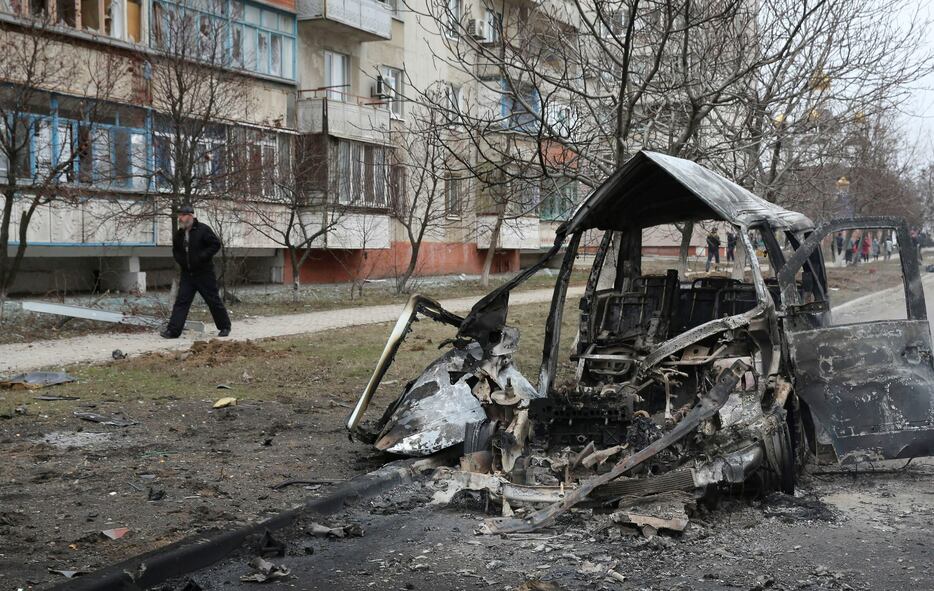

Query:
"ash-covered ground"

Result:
[[168, 458, 934, 591]]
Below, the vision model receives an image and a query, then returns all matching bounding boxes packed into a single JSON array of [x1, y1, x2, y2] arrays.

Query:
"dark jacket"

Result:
[[172, 219, 221, 275], [706, 233, 721, 250]]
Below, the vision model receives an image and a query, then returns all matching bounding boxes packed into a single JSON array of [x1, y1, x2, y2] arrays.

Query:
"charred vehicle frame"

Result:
[[346, 151, 934, 534]]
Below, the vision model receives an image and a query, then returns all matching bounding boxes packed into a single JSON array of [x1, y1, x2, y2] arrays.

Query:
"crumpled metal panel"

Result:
[[374, 341, 539, 456], [375, 345, 487, 456], [788, 320, 934, 462]]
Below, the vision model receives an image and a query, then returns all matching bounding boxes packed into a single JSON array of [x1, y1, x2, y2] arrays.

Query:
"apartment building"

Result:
[[1, 0, 581, 295]]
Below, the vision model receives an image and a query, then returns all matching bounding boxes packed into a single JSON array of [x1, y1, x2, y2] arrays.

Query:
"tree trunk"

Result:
[[396, 241, 422, 294], [481, 214, 504, 288], [677, 221, 694, 275]]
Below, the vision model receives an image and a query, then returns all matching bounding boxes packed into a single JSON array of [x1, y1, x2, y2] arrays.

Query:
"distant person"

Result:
[[726, 231, 737, 263], [705, 230, 721, 272], [161, 205, 232, 339], [835, 233, 845, 260], [884, 236, 894, 261], [872, 237, 880, 261], [861, 235, 871, 263], [844, 236, 853, 265]]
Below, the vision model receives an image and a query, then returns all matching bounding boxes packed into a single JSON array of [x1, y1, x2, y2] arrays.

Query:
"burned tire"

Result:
[[777, 418, 796, 494], [764, 409, 796, 494]]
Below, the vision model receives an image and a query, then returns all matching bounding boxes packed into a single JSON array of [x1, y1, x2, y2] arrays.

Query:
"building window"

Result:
[[445, 0, 462, 38], [332, 139, 389, 207], [325, 51, 350, 102], [381, 66, 404, 119], [501, 82, 540, 133], [485, 8, 501, 42], [540, 179, 577, 221], [445, 176, 462, 218]]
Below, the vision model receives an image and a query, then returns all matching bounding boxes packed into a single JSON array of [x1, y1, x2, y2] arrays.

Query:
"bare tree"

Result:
[[147, 0, 255, 225], [0, 17, 124, 316], [236, 134, 348, 297], [389, 103, 461, 293], [403, 0, 931, 273]]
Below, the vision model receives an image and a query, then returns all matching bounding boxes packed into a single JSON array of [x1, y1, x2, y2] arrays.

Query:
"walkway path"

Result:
[[1, 287, 584, 374]]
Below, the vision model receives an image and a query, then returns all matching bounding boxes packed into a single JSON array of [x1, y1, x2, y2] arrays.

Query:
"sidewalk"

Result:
[[0, 286, 583, 374]]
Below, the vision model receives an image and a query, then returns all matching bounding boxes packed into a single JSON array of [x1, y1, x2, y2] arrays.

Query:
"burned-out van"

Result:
[[346, 151, 934, 533]]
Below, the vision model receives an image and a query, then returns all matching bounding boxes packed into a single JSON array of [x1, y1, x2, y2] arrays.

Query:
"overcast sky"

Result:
[[899, 1, 934, 166]]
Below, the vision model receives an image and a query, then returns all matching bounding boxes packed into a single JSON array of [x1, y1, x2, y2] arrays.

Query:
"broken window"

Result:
[[819, 227, 908, 325], [81, 0, 101, 31], [56, 0, 77, 26], [28, 0, 47, 17]]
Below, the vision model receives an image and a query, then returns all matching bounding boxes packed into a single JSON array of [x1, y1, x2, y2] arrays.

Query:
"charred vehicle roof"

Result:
[[346, 150, 934, 534]]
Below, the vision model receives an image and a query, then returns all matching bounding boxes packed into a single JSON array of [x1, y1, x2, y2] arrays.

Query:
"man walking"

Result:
[[161, 205, 232, 339], [726, 231, 736, 263], [705, 229, 721, 272]]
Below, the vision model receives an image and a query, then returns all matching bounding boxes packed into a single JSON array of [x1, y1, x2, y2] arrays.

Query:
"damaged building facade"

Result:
[[1, 0, 584, 295]]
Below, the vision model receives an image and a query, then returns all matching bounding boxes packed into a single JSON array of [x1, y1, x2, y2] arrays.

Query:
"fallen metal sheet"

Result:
[[430, 468, 568, 506], [610, 491, 694, 534], [22, 301, 205, 333], [73, 411, 138, 427], [1, 371, 77, 389]]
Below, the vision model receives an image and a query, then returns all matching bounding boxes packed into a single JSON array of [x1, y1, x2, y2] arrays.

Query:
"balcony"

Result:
[[297, 91, 391, 145], [297, 0, 392, 41]]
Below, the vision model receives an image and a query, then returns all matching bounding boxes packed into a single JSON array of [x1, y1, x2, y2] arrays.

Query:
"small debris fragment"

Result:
[[112, 349, 127, 360], [307, 522, 365, 538], [518, 580, 563, 591], [216, 384, 232, 390], [74, 412, 137, 427], [34, 395, 80, 401], [256, 530, 286, 557], [240, 557, 291, 583], [147, 488, 166, 501], [49, 569, 84, 578], [101, 527, 129, 540], [213, 397, 237, 408]]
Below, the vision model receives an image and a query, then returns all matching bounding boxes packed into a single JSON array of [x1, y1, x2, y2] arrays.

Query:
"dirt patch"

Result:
[[186, 338, 284, 366]]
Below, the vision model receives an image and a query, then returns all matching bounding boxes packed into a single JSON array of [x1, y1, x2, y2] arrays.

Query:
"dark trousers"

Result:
[[167, 271, 231, 336], [706, 248, 720, 271]]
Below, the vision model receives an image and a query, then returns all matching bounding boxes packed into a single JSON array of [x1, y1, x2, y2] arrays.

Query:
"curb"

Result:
[[52, 460, 424, 591]]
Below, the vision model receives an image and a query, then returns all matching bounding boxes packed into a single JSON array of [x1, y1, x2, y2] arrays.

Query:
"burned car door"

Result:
[[777, 217, 934, 462]]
